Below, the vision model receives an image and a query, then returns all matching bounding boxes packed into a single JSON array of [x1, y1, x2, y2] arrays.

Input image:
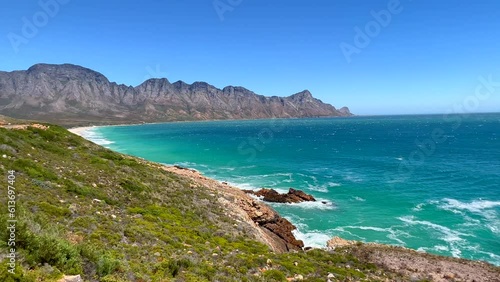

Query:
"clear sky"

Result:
[[1, 0, 500, 115]]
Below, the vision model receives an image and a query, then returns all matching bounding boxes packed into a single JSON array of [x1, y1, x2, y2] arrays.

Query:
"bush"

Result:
[[97, 255, 120, 277], [120, 178, 147, 193], [38, 202, 71, 217], [262, 269, 286, 281], [12, 159, 58, 181]]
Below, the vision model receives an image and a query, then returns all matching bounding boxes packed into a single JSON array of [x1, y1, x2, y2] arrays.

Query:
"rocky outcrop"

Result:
[[237, 196, 305, 251], [0, 64, 353, 126], [244, 188, 316, 203], [326, 236, 357, 250]]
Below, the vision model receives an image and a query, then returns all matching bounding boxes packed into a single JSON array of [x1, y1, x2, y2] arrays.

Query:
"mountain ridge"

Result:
[[0, 63, 352, 126]]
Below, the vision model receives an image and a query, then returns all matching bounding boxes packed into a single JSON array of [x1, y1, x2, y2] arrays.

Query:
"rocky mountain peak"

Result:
[[288, 90, 315, 103], [27, 63, 109, 83], [0, 63, 353, 126]]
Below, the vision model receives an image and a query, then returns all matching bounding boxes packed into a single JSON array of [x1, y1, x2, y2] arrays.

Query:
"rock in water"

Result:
[[244, 188, 316, 203]]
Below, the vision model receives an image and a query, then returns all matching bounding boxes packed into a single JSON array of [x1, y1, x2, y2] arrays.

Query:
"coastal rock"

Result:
[[326, 236, 357, 250], [236, 195, 305, 251], [244, 188, 316, 203], [262, 217, 305, 250]]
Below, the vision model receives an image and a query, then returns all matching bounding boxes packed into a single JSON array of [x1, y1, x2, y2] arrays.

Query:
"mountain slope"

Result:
[[0, 64, 352, 126]]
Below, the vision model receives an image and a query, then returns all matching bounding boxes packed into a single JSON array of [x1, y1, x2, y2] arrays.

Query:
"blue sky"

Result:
[[1, 0, 500, 115]]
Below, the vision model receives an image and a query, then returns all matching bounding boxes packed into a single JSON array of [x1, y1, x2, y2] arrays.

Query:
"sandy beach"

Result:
[[68, 126, 97, 137]]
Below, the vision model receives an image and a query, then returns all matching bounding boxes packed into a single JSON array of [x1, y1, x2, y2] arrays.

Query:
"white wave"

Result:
[[343, 173, 364, 183], [225, 181, 259, 191], [398, 215, 473, 258], [342, 225, 408, 245], [292, 229, 331, 248], [412, 203, 425, 211], [353, 196, 366, 202], [438, 198, 500, 234], [330, 227, 366, 240], [418, 245, 450, 253], [486, 222, 500, 235], [80, 129, 115, 146], [473, 250, 500, 266], [398, 215, 472, 241], [328, 182, 341, 187], [307, 185, 327, 193], [219, 167, 236, 171], [441, 198, 500, 213], [433, 245, 450, 252], [272, 200, 337, 210], [307, 181, 341, 193]]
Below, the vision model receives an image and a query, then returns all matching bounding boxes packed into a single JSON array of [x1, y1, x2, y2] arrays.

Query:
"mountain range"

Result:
[[0, 64, 352, 126]]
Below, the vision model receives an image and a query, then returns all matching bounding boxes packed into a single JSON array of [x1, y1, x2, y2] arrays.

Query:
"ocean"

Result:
[[81, 113, 500, 265]]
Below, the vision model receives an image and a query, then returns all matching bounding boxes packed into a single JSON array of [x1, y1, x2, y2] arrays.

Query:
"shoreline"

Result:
[[68, 123, 500, 267], [68, 126, 98, 136]]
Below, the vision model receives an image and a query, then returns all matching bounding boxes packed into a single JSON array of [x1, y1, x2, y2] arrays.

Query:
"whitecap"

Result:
[[270, 200, 336, 210], [226, 181, 259, 191], [292, 229, 331, 248], [438, 198, 500, 234], [441, 198, 500, 213], [342, 225, 409, 245], [328, 182, 341, 187], [398, 215, 472, 240], [412, 203, 425, 211]]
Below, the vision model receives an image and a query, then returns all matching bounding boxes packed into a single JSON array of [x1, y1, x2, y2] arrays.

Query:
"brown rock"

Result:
[[245, 188, 316, 203]]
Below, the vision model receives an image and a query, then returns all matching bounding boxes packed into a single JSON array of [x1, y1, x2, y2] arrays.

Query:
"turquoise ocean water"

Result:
[[82, 114, 500, 265]]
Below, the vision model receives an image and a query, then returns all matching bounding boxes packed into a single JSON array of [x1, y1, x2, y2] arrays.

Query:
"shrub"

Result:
[[12, 159, 58, 181], [120, 178, 147, 193], [38, 202, 71, 217], [97, 255, 120, 277], [262, 269, 286, 281]]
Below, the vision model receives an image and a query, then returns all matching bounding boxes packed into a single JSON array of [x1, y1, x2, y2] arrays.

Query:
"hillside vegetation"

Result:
[[0, 123, 498, 281]]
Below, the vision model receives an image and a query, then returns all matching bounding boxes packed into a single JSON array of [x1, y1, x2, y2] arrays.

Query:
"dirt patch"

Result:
[[0, 123, 49, 130], [348, 244, 500, 282]]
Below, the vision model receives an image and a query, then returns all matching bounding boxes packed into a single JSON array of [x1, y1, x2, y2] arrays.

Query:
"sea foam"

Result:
[[80, 128, 115, 146]]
